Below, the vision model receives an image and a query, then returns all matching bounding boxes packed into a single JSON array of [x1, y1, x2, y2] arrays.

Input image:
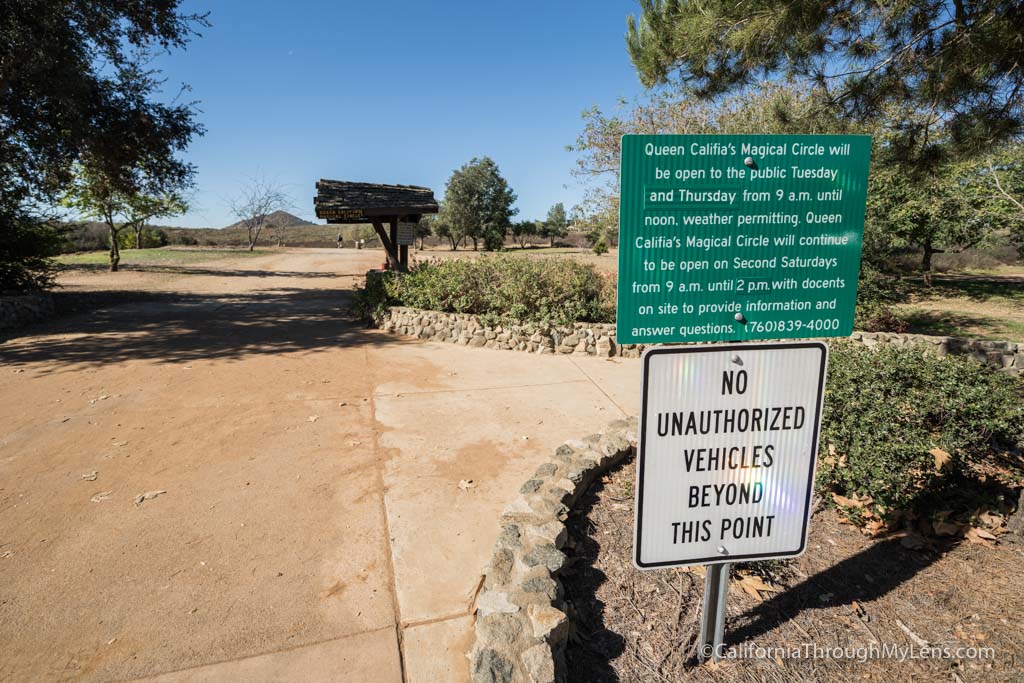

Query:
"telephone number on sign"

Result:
[[747, 319, 840, 333]]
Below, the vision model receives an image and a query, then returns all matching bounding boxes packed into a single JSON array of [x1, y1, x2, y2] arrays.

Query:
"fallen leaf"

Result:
[[82, 471, 98, 482], [965, 527, 997, 547], [978, 511, 1003, 528], [831, 492, 864, 508], [457, 479, 475, 491], [1, 550, 13, 559], [734, 573, 782, 600], [134, 490, 167, 507], [91, 491, 113, 503], [307, 415, 318, 423], [864, 520, 887, 537], [930, 447, 952, 472]]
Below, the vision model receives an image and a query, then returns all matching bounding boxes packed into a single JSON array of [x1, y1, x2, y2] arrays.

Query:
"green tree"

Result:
[[510, 220, 539, 249], [414, 218, 433, 249], [626, 0, 1024, 162], [972, 143, 1024, 254], [443, 157, 518, 251], [1, 2, 206, 288], [541, 202, 568, 247], [63, 164, 189, 271]]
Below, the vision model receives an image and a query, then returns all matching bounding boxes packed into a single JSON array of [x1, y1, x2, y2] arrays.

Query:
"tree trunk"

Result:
[[921, 241, 934, 272], [109, 227, 120, 272], [550, 236, 555, 248], [135, 226, 143, 249]]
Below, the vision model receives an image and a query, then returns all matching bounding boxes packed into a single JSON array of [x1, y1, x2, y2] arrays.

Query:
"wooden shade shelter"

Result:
[[314, 180, 439, 270]]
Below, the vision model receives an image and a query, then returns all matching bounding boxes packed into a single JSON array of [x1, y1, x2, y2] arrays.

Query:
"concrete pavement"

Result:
[[0, 249, 641, 682]]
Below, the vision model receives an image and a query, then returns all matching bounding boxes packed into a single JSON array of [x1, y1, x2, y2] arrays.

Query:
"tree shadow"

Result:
[[60, 263, 364, 279], [562, 472, 627, 683], [726, 536, 953, 647], [906, 273, 1024, 303], [0, 287, 411, 373], [899, 309, 1009, 338]]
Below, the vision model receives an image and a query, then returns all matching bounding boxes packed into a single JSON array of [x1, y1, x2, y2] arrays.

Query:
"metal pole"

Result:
[[698, 562, 730, 662]]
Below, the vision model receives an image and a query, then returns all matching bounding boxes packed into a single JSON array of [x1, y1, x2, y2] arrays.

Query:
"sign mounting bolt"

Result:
[[734, 312, 746, 323], [718, 545, 728, 555], [743, 156, 756, 168], [731, 354, 742, 365]]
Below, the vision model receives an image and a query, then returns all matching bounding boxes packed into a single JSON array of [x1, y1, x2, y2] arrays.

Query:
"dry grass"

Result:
[[562, 456, 1024, 682]]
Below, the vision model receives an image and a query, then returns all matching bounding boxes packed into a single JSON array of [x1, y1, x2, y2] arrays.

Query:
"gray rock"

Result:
[[533, 463, 558, 478], [485, 548, 514, 588], [528, 604, 569, 643], [1006, 489, 1024, 539], [519, 479, 543, 494], [472, 648, 514, 683], [476, 613, 525, 644], [476, 590, 521, 616], [522, 544, 566, 572], [520, 643, 555, 683], [497, 524, 522, 550], [521, 573, 559, 601]]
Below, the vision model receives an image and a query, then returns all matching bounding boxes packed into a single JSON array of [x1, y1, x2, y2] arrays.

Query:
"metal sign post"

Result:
[[699, 562, 730, 662]]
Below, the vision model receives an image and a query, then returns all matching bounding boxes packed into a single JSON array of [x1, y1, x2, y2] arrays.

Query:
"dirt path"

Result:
[[0, 249, 638, 681]]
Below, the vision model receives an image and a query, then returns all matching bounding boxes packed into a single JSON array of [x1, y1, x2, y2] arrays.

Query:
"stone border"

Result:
[[469, 417, 638, 683], [378, 306, 1022, 376], [0, 292, 54, 332]]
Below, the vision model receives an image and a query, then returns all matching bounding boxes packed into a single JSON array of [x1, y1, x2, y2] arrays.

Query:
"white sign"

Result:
[[396, 221, 417, 246], [633, 342, 828, 569]]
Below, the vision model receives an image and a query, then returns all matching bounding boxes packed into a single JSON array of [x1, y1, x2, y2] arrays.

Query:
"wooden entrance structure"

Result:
[[314, 180, 439, 271]]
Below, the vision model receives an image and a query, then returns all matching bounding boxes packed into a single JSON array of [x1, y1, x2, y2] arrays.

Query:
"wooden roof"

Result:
[[314, 180, 439, 222]]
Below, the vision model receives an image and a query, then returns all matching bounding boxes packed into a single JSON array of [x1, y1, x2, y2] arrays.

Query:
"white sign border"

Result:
[[633, 341, 829, 570]]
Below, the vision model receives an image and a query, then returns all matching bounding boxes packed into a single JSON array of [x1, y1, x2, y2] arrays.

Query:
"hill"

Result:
[[221, 210, 314, 230]]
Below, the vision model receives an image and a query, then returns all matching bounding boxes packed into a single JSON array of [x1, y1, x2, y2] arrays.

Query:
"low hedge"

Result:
[[818, 343, 1023, 520], [356, 255, 616, 326]]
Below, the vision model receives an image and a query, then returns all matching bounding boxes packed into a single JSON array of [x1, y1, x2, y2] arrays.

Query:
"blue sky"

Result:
[[153, 1, 647, 227]]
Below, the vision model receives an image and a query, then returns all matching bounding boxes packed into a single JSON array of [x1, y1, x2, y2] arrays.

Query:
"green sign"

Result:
[[617, 134, 871, 344]]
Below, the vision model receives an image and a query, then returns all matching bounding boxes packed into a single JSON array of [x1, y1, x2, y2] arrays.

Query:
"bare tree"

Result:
[[228, 175, 291, 251]]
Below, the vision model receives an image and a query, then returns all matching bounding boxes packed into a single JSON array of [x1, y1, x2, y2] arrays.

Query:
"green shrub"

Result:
[[854, 265, 907, 332], [818, 343, 1023, 519], [356, 256, 616, 326]]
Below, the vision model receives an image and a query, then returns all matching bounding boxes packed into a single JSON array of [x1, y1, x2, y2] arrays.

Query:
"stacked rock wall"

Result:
[[379, 306, 1022, 375], [469, 418, 637, 683], [0, 293, 54, 332]]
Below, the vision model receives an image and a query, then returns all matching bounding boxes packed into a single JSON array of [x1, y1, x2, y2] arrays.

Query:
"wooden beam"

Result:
[[371, 219, 400, 270]]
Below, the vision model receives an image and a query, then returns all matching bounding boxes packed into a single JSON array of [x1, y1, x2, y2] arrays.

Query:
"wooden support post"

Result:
[[388, 218, 408, 272], [371, 219, 400, 270]]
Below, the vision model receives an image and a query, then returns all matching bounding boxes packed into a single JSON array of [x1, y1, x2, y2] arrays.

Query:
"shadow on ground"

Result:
[[900, 309, 1010, 338], [562, 472, 627, 683], [0, 287, 409, 371], [727, 538, 943, 646], [907, 273, 1024, 303], [60, 263, 369, 279]]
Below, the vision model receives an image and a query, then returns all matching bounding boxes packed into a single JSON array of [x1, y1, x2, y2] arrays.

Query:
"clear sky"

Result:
[[153, 0, 647, 228]]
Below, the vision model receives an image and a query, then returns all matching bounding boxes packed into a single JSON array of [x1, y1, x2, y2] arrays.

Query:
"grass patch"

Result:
[[895, 272, 1024, 341], [57, 248, 269, 266]]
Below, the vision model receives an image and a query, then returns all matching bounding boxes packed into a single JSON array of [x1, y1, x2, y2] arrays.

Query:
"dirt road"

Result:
[[0, 249, 638, 681]]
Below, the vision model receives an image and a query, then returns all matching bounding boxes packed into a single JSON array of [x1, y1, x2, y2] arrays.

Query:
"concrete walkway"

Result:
[[0, 249, 640, 681]]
